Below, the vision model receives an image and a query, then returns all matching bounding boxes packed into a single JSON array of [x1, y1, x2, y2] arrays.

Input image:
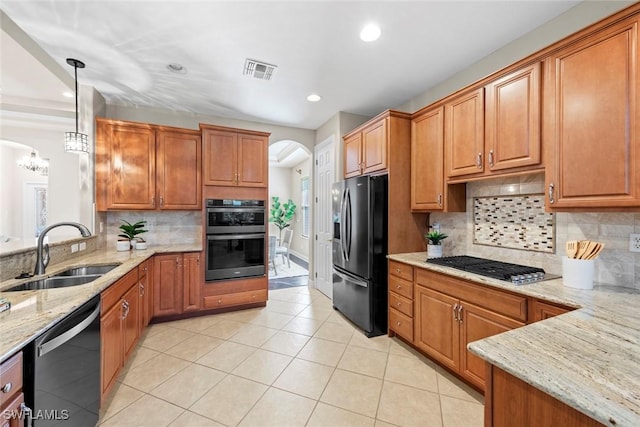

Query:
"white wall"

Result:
[[289, 156, 312, 260]]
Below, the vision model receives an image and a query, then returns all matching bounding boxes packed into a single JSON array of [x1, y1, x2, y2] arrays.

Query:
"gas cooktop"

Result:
[[426, 255, 559, 285]]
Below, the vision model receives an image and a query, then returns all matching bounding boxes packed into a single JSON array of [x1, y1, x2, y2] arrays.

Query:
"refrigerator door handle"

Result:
[[345, 187, 352, 261], [333, 267, 368, 288]]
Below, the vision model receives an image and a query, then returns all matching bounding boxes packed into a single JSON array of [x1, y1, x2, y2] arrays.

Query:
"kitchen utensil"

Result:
[[575, 240, 591, 259], [586, 243, 605, 260], [565, 241, 579, 259]]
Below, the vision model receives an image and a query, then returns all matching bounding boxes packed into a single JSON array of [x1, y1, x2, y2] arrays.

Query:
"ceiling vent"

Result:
[[243, 58, 277, 80]]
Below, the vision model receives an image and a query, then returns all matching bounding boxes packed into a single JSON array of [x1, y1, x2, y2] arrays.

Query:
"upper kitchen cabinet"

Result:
[[411, 105, 465, 212], [445, 63, 542, 182], [544, 14, 640, 209], [96, 118, 202, 211], [445, 87, 485, 178], [201, 125, 269, 188], [485, 62, 541, 173], [343, 113, 394, 178]]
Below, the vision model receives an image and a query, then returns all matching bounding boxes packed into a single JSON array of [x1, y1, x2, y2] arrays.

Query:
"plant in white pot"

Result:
[[425, 230, 448, 258], [118, 220, 148, 250]]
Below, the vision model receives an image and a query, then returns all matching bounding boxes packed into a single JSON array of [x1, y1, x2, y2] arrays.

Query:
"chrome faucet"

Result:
[[34, 222, 91, 275]]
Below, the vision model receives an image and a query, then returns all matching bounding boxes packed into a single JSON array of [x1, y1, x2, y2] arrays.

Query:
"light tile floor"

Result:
[[98, 285, 484, 427]]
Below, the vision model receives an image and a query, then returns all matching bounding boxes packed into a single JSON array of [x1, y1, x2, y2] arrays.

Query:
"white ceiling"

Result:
[[269, 140, 310, 168], [1, 1, 582, 130]]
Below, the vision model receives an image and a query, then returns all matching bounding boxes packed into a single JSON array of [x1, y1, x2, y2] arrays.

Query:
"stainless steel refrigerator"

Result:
[[332, 175, 387, 337]]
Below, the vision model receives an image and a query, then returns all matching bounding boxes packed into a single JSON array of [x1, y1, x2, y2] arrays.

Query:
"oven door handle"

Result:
[[207, 233, 265, 240], [207, 207, 264, 213], [37, 302, 100, 357]]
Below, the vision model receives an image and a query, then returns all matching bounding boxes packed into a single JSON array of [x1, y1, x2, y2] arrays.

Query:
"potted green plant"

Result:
[[425, 230, 448, 258], [118, 219, 148, 250], [268, 196, 296, 242]]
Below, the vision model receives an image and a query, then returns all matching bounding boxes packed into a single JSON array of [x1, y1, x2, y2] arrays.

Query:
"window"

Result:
[[301, 177, 310, 237]]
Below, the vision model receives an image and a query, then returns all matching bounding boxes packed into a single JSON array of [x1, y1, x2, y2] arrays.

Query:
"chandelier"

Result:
[[17, 150, 49, 176], [64, 58, 89, 153]]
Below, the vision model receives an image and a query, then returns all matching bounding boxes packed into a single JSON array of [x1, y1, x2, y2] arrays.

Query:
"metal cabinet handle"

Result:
[[548, 183, 555, 204], [21, 403, 33, 427], [476, 153, 483, 168], [396, 268, 401, 274], [457, 305, 463, 323], [1, 382, 12, 393], [217, 299, 222, 305], [159, 196, 164, 207], [151, 197, 155, 207], [396, 301, 402, 307], [438, 193, 443, 207], [453, 303, 459, 321], [488, 150, 494, 167], [122, 300, 130, 319], [396, 320, 401, 327], [139, 283, 145, 296], [396, 284, 402, 291]]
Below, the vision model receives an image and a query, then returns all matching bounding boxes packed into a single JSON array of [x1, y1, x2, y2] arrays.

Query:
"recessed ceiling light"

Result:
[[62, 91, 74, 98], [307, 94, 321, 102], [360, 23, 381, 42], [167, 63, 187, 74]]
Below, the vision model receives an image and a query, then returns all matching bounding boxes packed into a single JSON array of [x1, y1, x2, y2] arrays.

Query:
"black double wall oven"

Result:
[[205, 199, 266, 281]]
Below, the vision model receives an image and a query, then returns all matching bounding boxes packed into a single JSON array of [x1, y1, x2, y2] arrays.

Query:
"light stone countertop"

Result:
[[388, 252, 640, 427], [0, 244, 201, 364]]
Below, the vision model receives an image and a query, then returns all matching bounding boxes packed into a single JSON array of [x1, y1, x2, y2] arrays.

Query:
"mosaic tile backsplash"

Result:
[[473, 194, 554, 253]]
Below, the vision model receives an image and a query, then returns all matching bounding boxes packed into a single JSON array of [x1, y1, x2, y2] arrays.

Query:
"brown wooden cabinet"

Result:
[[530, 299, 573, 322], [201, 125, 269, 187], [342, 114, 389, 178], [153, 252, 202, 318], [96, 118, 202, 211], [544, 15, 640, 209], [100, 269, 139, 401], [387, 261, 414, 342], [445, 87, 485, 178], [485, 62, 541, 173], [408, 267, 526, 391], [486, 365, 604, 427], [0, 352, 26, 427], [411, 105, 466, 212]]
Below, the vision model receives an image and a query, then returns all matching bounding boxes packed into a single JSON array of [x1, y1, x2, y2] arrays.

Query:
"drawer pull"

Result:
[[396, 302, 402, 307], [1, 382, 12, 393], [453, 303, 459, 321], [217, 299, 222, 305], [396, 268, 401, 274], [396, 285, 402, 290], [396, 321, 401, 327]]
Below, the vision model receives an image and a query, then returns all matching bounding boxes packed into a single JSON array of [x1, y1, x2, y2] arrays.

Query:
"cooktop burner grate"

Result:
[[426, 256, 553, 285]]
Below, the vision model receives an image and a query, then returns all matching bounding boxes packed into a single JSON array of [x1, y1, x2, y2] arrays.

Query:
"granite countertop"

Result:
[[0, 244, 201, 363], [388, 252, 640, 427]]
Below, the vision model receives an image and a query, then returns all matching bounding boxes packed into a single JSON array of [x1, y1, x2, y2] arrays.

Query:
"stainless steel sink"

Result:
[[52, 264, 120, 277], [4, 263, 120, 291]]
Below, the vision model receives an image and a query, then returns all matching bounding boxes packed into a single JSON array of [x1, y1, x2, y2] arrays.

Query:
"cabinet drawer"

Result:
[[203, 289, 267, 309], [389, 309, 413, 341], [389, 291, 413, 317], [389, 275, 413, 299], [416, 269, 527, 322], [389, 261, 413, 281], [102, 269, 139, 314], [0, 352, 22, 408]]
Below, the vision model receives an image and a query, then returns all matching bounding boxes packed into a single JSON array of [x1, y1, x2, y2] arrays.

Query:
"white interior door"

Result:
[[314, 137, 334, 299]]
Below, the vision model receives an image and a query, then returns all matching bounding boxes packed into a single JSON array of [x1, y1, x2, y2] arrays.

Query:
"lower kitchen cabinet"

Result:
[[486, 365, 604, 427], [100, 269, 139, 402], [138, 259, 152, 333], [0, 352, 26, 427], [530, 299, 574, 322], [388, 261, 415, 342], [153, 252, 202, 318]]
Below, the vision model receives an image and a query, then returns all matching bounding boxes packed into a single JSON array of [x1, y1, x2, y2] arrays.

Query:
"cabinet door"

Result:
[[156, 130, 202, 209], [153, 254, 183, 317], [545, 17, 640, 208], [412, 106, 444, 210], [183, 252, 202, 312], [344, 133, 362, 178], [100, 303, 123, 399], [106, 122, 156, 209], [459, 301, 524, 390], [531, 300, 571, 322], [445, 87, 484, 177], [485, 63, 541, 172], [138, 263, 151, 332], [362, 119, 388, 175], [122, 284, 140, 361], [1, 392, 25, 427], [414, 285, 460, 372], [203, 129, 238, 186], [237, 133, 268, 187]]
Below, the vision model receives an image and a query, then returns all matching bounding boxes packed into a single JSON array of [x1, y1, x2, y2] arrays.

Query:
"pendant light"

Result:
[[64, 58, 89, 153]]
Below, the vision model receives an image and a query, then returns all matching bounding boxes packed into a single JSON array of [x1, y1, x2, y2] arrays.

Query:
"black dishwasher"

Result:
[[24, 295, 101, 426]]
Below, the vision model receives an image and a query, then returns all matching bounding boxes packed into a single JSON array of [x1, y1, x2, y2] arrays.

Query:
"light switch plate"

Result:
[[71, 243, 79, 253], [79, 242, 87, 251], [629, 234, 640, 252]]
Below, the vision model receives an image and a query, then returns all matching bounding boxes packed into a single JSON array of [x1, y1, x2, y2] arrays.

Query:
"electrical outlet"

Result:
[[629, 234, 640, 252], [79, 242, 87, 251], [71, 243, 79, 253]]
